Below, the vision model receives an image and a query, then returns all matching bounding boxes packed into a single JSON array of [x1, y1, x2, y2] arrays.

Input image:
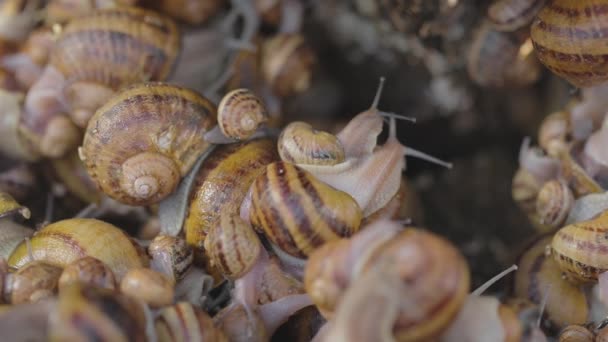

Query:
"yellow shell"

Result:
[[120, 267, 174, 308], [184, 138, 277, 252], [52, 6, 180, 127], [81, 82, 217, 206], [536, 179, 574, 229], [148, 235, 193, 282], [58, 256, 117, 291], [250, 161, 362, 258], [156, 302, 228, 342], [8, 218, 148, 280], [552, 211, 608, 283], [278, 121, 345, 166], [217, 88, 268, 140]]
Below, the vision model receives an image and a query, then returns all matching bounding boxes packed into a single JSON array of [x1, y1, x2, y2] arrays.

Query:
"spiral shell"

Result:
[[148, 235, 193, 282], [217, 88, 268, 140], [536, 179, 574, 229], [204, 211, 262, 279], [8, 218, 149, 280], [278, 122, 346, 166], [552, 211, 608, 283], [156, 302, 228, 342], [250, 161, 362, 258], [8, 261, 62, 304], [50, 283, 147, 342], [58, 256, 117, 291], [261, 33, 315, 97], [531, 0, 608, 87], [50, 6, 180, 127], [558, 325, 595, 342], [488, 0, 546, 31], [81, 82, 217, 206], [184, 138, 277, 252], [514, 234, 589, 328]]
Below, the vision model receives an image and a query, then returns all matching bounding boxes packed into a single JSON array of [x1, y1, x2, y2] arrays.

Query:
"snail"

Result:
[[8, 218, 149, 280], [304, 219, 470, 340], [531, 0, 608, 87], [0, 219, 33, 260], [280, 78, 448, 218], [145, 0, 226, 25], [514, 234, 589, 329], [156, 302, 228, 342], [0, 190, 30, 219], [254, 0, 304, 33], [81, 82, 217, 206], [468, 21, 540, 87], [536, 179, 574, 229], [558, 324, 597, 342], [22, 6, 180, 158], [4, 260, 62, 304], [148, 235, 193, 283], [561, 142, 602, 197], [120, 267, 175, 308], [487, 0, 546, 31], [58, 256, 117, 292], [203, 88, 270, 144]]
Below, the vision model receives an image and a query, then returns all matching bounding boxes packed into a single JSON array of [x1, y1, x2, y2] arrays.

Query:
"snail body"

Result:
[[58, 256, 117, 291], [81, 82, 217, 206], [8, 218, 149, 280], [531, 0, 608, 87], [120, 267, 174, 308], [7, 260, 62, 304]]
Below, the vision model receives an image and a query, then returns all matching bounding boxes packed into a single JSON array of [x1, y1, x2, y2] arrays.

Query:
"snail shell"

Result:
[[536, 179, 574, 229], [217, 88, 269, 141], [204, 211, 261, 279], [487, 0, 546, 31], [261, 33, 315, 97], [120, 267, 174, 308], [8, 218, 149, 280], [0, 190, 29, 219], [514, 234, 589, 329], [148, 235, 193, 282], [156, 302, 228, 342], [7, 260, 62, 304], [560, 142, 602, 197], [531, 0, 608, 87], [50, 283, 147, 342], [58, 256, 117, 291], [184, 138, 277, 253], [81, 82, 217, 206], [552, 211, 608, 283], [250, 161, 363, 258], [278, 121, 346, 166], [558, 324, 596, 342]]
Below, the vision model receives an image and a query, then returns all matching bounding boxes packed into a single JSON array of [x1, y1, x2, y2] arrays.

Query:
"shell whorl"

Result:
[[278, 122, 346, 166], [217, 88, 268, 140], [249, 161, 363, 258], [536, 179, 574, 229], [81, 82, 216, 206]]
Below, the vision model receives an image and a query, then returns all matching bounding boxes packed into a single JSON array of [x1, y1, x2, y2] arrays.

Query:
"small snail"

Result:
[[8, 218, 149, 280], [558, 324, 596, 342], [22, 6, 180, 158], [278, 121, 345, 166], [536, 179, 574, 229], [6, 260, 62, 304], [58, 256, 117, 291], [120, 267, 175, 308], [156, 302, 228, 342], [203, 88, 270, 143], [0, 190, 30, 219], [81, 82, 217, 206], [531, 0, 608, 87], [487, 0, 546, 31], [249, 161, 363, 258], [148, 235, 193, 282]]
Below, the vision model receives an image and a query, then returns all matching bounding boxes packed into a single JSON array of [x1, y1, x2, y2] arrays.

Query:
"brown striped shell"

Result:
[[531, 0, 608, 87], [120, 267, 174, 308], [536, 179, 574, 229], [81, 82, 217, 206], [217, 88, 268, 140], [148, 235, 193, 282], [184, 138, 277, 253], [7, 218, 149, 280], [552, 211, 608, 283], [278, 121, 346, 166], [468, 22, 540, 87], [51, 6, 180, 127], [488, 0, 546, 31], [58, 256, 117, 291], [156, 302, 228, 342], [514, 234, 589, 329], [261, 33, 315, 97], [204, 211, 262, 279], [7, 261, 62, 304], [50, 283, 147, 342], [250, 161, 363, 258], [305, 220, 470, 341], [558, 324, 596, 342]]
